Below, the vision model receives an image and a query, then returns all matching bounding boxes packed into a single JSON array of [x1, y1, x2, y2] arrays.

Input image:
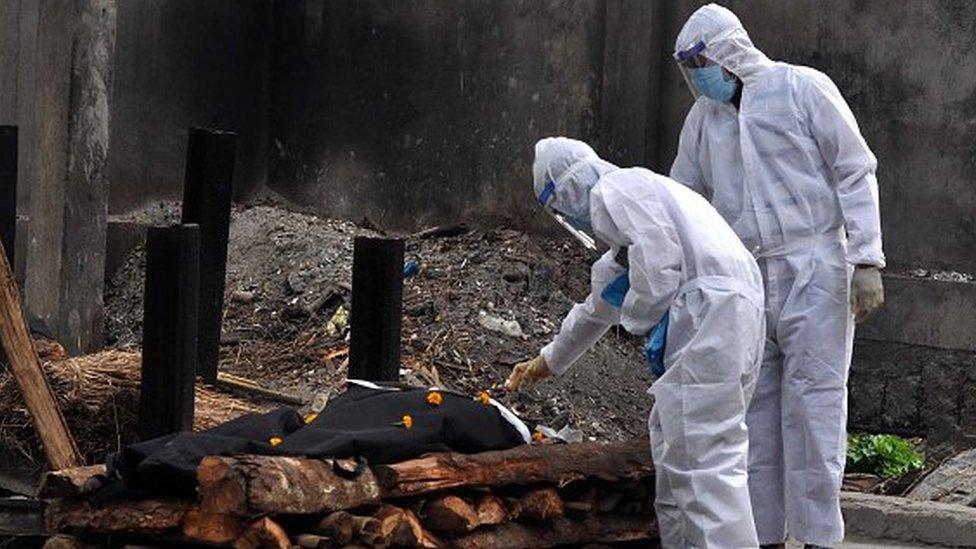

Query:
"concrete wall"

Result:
[[267, 0, 610, 230], [18, 0, 968, 274], [107, 0, 272, 213], [656, 1, 976, 274]]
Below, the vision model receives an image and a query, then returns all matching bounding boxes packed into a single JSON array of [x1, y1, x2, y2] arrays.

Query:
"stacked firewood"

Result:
[[42, 439, 657, 548]]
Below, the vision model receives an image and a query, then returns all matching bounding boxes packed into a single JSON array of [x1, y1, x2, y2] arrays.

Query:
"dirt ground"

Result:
[[104, 198, 652, 442]]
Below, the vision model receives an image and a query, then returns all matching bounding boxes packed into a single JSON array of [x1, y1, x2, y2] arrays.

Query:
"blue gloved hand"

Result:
[[600, 271, 630, 309], [644, 312, 670, 378]]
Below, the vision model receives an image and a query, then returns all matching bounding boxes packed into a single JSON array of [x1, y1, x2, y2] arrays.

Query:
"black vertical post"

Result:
[[139, 224, 200, 440], [181, 127, 236, 383], [0, 127, 16, 266], [348, 237, 404, 382]]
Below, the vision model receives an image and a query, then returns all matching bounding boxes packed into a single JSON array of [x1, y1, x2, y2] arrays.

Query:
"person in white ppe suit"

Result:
[[506, 136, 766, 548], [670, 5, 886, 548]]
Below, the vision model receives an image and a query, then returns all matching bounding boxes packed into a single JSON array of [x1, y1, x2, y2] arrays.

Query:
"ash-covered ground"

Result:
[[104, 198, 652, 441]]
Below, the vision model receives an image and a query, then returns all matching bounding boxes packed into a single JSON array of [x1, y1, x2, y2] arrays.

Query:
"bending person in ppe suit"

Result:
[[670, 5, 886, 548], [507, 137, 766, 548]]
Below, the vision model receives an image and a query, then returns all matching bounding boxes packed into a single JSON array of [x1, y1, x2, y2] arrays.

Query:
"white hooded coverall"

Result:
[[670, 5, 885, 546], [534, 137, 766, 548]]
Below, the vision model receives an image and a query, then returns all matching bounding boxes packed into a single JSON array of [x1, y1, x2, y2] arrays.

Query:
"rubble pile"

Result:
[[43, 440, 657, 548], [104, 200, 651, 442]]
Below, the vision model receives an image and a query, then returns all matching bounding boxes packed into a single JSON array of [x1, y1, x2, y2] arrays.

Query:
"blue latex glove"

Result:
[[600, 272, 630, 309], [644, 312, 670, 378]]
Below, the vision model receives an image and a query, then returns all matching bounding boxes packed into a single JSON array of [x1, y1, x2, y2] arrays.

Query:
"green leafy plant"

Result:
[[847, 433, 924, 479]]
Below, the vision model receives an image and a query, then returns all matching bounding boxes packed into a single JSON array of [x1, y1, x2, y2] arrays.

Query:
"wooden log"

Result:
[[447, 514, 657, 549], [233, 517, 290, 549], [518, 487, 564, 521], [474, 493, 508, 526], [315, 511, 381, 545], [198, 455, 381, 517], [295, 533, 333, 549], [46, 498, 191, 535], [39, 464, 108, 498], [374, 505, 440, 548], [0, 237, 81, 470], [42, 534, 81, 549], [562, 484, 598, 513], [182, 508, 244, 545], [375, 439, 651, 497], [422, 495, 479, 533], [596, 490, 624, 513]]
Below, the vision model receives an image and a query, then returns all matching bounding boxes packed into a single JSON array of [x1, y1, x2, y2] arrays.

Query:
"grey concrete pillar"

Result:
[[20, 0, 117, 354]]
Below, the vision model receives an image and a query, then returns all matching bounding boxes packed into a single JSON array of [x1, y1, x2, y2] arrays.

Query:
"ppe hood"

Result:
[[674, 3, 773, 82], [532, 137, 618, 223]]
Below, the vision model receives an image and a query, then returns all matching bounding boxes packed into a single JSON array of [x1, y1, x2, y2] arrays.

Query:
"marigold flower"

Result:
[[303, 413, 318, 424], [395, 414, 414, 429], [426, 391, 443, 406], [476, 391, 491, 406], [269, 436, 283, 446], [532, 431, 544, 443]]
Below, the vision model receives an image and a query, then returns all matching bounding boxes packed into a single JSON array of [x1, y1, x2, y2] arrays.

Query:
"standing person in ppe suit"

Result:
[[670, 5, 885, 548], [506, 136, 766, 548]]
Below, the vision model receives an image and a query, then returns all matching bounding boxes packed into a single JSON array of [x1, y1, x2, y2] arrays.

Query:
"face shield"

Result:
[[536, 177, 598, 251], [675, 40, 737, 102]]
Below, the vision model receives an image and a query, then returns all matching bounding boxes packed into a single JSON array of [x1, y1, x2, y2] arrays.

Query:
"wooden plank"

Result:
[[0, 237, 80, 470], [215, 371, 305, 405]]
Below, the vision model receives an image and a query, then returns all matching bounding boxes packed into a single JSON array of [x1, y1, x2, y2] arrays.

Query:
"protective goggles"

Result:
[[675, 40, 720, 100], [537, 178, 597, 251]]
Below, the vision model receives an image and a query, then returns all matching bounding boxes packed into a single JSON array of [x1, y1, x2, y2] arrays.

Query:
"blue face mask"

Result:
[[690, 65, 737, 102]]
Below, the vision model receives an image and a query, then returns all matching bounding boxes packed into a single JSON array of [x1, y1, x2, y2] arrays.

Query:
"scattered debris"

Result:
[[477, 311, 527, 340], [908, 268, 975, 283], [104, 200, 652, 443], [536, 424, 585, 444]]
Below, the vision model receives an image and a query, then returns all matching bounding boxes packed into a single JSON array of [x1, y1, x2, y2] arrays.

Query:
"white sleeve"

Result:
[[801, 71, 885, 268], [540, 250, 624, 375], [670, 101, 711, 199], [591, 182, 682, 336]]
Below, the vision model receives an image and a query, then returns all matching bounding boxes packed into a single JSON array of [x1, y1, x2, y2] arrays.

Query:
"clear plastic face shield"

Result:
[[536, 177, 598, 252], [675, 40, 737, 102]]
